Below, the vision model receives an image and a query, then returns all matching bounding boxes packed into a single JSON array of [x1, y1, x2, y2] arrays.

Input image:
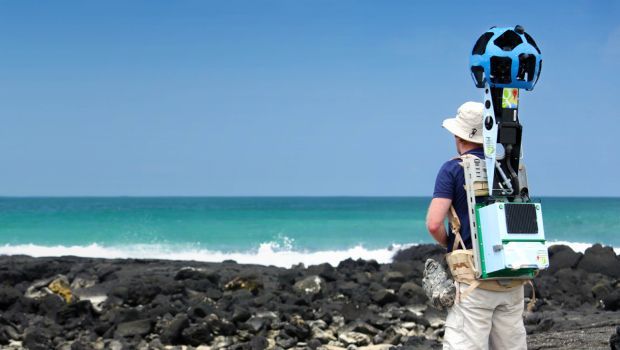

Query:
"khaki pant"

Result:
[[443, 283, 527, 350]]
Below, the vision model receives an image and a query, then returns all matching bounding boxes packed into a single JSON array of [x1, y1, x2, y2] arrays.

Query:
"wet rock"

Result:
[[293, 275, 325, 296]]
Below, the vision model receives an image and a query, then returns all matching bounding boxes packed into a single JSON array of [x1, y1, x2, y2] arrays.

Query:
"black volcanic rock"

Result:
[[0, 322, 19, 346], [603, 290, 620, 311], [38, 294, 65, 318], [383, 271, 406, 285], [0, 244, 618, 349], [114, 319, 153, 338], [401, 335, 442, 349], [125, 277, 164, 306], [547, 245, 582, 274], [611, 326, 620, 350], [57, 300, 93, 325], [372, 288, 398, 306], [248, 335, 269, 350], [243, 317, 268, 333], [577, 244, 620, 278], [182, 322, 213, 346], [392, 244, 445, 263], [0, 287, 20, 311], [160, 313, 189, 345], [23, 326, 54, 350], [398, 282, 427, 306], [231, 306, 252, 323]]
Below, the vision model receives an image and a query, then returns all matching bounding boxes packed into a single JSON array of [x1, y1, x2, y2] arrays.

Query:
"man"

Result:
[[426, 102, 527, 350]]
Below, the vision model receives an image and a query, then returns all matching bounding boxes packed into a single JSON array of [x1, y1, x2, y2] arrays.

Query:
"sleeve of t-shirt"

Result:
[[433, 161, 455, 199]]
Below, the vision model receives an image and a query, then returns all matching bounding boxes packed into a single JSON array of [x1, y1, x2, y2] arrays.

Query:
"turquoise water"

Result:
[[0, 197, 617, 265]]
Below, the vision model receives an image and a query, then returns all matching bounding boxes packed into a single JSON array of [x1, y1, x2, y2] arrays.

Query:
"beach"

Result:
[[1, 243, 618, 349]]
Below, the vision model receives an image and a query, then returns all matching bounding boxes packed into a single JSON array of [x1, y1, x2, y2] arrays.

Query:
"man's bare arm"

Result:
[[426, 198, 452, 248]]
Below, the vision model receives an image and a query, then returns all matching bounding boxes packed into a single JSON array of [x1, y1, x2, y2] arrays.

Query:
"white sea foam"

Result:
[[545, 240, 620, 254], [0, 242, 413, 268], [0, 240, 616, 267]]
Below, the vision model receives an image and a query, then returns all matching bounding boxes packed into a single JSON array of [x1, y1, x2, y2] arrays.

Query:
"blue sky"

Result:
[[1, 1, 618, 196]]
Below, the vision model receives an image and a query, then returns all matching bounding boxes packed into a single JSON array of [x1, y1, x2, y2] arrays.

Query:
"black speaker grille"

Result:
[[504, 204, 538, 234]]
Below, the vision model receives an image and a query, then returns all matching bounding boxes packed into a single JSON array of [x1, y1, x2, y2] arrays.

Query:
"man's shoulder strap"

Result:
[[448, 206, 466, 251]]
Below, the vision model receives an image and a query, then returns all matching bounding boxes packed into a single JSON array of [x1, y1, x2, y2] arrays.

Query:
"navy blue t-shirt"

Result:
[[433, 147, 484, 252]]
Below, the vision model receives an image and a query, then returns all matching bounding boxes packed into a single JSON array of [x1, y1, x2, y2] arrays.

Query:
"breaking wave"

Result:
[[0, 241, 411, 267], [0, 240, 616, 267]]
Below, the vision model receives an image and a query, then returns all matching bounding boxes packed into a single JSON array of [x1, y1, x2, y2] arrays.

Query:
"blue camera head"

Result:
[[470, 25, 542, 90]]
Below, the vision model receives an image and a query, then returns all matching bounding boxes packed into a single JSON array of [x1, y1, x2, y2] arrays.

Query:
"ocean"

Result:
[[0, 197, 618, 267]]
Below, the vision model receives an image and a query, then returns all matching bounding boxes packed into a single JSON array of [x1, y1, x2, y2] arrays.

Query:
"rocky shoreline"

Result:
[[0, 244, 619, 350]]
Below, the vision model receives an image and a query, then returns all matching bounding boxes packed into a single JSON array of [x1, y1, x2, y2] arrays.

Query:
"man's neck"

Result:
[[459, 144, 481, 155]]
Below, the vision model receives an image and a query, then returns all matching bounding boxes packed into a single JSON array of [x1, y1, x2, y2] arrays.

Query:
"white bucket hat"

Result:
[[442, 101, 484, 144]]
